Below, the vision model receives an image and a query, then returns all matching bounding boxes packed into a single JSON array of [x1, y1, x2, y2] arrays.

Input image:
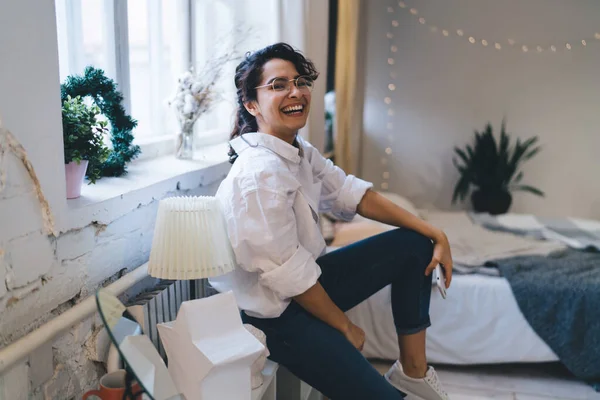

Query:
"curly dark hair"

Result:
[[228, 42, 319, 163]]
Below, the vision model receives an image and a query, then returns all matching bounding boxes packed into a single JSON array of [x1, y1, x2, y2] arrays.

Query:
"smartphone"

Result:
[[435, 264, 447, 299]]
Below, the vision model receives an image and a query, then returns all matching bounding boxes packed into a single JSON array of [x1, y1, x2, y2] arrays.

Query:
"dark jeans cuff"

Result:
[[395, 317, 431, 335]]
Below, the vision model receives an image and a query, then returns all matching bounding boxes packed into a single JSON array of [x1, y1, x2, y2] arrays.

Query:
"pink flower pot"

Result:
[[65, 160, 89, 199]]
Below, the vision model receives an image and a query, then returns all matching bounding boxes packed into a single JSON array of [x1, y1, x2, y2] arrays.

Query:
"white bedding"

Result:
[[346, 274, 559, 365], [325, 195, 564, 366]]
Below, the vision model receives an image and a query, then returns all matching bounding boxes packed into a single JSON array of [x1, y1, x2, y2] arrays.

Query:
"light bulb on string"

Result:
[[396, 0, 599, 56]]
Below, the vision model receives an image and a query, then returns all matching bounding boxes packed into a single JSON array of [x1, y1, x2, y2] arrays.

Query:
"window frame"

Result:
[[56, 0, 287, 160], [56, 0, 196, 157]]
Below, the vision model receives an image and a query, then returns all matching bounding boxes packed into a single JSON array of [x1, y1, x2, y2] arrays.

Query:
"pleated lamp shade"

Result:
[[148, 196, 236, 280]]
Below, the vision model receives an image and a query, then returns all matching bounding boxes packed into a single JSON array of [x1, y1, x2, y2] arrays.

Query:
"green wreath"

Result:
[[61, 66, 141, 178]]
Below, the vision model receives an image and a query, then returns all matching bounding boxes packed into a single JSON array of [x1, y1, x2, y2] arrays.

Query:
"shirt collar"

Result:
[[230, 132, 302, 164]]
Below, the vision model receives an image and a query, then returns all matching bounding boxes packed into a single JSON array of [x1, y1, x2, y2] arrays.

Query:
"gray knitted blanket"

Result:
[[488, 249, 600, 389]]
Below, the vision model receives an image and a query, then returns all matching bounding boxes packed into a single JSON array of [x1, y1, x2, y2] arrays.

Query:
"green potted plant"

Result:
[[452, 121, 544, 214], [62, 95, 109, 199]]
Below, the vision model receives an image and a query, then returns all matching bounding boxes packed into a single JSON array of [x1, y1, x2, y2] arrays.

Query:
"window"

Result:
[[192, 0, 279, 135], [55, 0, 278, 156]]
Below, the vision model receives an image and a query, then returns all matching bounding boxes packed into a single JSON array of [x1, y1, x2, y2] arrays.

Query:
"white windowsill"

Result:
[[64, 141, 231, 231], [134, 129, 229, 161]]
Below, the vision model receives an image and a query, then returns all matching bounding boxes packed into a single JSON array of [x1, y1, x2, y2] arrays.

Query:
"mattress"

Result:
[[345, 274, 559, 365]]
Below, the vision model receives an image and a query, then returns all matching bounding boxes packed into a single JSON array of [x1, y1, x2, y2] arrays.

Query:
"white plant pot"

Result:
[[65, 160, 88, 199]]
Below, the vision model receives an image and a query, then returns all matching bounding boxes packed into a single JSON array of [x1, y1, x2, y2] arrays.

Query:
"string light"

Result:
[[395, 1, 600, 54], [382, 4, 398, 192]]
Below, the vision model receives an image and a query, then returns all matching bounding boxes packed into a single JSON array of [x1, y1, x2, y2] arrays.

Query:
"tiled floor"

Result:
[[370, 360, 600, 400]]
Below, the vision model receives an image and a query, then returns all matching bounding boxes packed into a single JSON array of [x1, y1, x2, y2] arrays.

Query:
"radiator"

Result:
[[125, 279, 214, 361]]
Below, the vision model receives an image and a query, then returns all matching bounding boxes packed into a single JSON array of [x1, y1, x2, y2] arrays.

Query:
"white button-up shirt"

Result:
[[209, 132, 373, 318]]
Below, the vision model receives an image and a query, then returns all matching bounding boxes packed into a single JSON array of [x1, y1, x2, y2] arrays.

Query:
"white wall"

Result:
[[0, 2, 227, 398], [0, 0, 67, 231], [361, 0, 600, 218]]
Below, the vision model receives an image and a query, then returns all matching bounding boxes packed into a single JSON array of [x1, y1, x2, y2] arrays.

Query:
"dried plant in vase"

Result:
[[168, 47, 243, 159]]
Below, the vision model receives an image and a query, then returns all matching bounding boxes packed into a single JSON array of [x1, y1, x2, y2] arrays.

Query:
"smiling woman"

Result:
[[227, 43, 319, 163], [210, 42, 452, 400]]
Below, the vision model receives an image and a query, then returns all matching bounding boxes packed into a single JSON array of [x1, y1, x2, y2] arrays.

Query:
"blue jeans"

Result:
[[242, 228, 434, 400]]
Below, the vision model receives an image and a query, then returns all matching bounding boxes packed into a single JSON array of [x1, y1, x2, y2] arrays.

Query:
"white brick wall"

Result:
[[6, 231, 56, 290], [55, 226, 96, 261], [0, 251, 7, 300], [0, 190, 47, 243], [0, 361, 29, 400], [0, 1, 233, 398], [0, 178, 224, 399]]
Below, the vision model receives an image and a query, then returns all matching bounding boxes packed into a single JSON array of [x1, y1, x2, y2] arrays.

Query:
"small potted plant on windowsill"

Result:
[[452, 120, 544, 215], [62, 95, 109, 199]]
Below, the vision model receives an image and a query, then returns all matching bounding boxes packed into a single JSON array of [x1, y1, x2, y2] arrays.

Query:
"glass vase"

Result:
[[176, 126, 194, 160]]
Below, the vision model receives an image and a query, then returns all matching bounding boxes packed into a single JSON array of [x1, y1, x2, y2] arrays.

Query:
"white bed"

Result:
[[324, 192, 565, 365], [345, 274, 558, 364]]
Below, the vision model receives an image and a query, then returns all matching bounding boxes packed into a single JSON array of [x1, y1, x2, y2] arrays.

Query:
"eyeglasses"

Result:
[[255, 76, 314, 93]]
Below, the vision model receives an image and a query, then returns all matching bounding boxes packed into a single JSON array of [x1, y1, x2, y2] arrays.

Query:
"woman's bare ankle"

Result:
[[400, 359, 427, 379]]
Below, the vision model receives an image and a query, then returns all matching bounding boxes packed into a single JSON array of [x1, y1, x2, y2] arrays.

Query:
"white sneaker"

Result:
[[384, 361, 450, 400]]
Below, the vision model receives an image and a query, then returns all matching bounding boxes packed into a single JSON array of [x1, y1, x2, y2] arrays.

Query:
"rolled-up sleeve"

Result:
[[226, 187, 321, 299], [310, 149, 373, 221]]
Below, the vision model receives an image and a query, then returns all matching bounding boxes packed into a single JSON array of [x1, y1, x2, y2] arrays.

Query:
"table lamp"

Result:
[[148, 196, 236, 280], [147, 196, 265, 400]]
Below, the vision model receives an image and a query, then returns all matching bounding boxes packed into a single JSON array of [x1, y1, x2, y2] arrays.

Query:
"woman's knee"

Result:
[[388, 228, 434, 264]]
